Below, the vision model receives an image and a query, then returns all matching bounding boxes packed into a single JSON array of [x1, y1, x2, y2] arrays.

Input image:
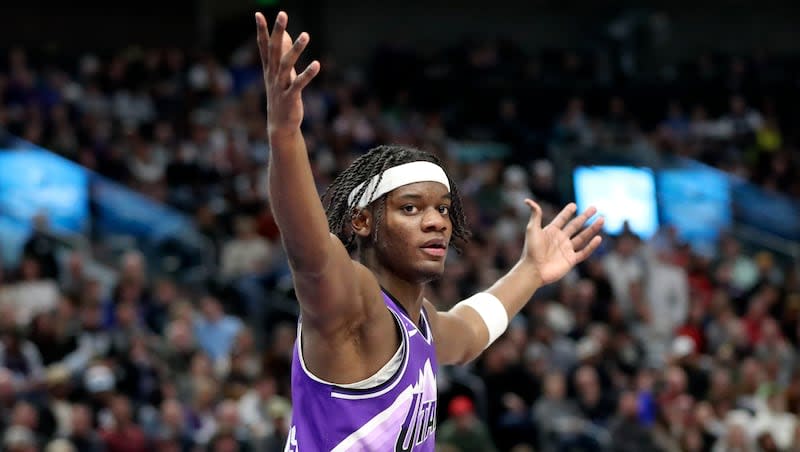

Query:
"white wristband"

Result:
[[458, 292, 509, 349]]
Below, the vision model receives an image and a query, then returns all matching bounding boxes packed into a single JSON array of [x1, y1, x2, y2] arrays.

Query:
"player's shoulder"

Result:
[[351, 260, 383, 301]]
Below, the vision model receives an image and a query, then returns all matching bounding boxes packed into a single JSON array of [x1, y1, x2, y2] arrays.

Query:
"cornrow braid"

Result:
[[321, 144, 471, 253]]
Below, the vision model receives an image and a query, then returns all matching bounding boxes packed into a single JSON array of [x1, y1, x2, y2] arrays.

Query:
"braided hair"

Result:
[[321, 145, 470, 253]]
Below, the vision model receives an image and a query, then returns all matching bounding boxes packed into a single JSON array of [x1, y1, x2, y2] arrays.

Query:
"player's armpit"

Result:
[[293, 241, 387, 335], [423, 300, 488, 366]]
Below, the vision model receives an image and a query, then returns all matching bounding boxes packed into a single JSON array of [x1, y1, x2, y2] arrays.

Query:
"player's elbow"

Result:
[[454, 333, 487, 366]]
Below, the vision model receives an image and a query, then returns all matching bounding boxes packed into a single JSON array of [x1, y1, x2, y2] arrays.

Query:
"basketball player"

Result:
[[255, 11, 604, 451]]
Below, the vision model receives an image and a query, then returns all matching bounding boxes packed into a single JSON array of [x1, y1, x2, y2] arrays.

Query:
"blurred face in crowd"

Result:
[[215, 400, 240, 430], [82, 280, 103, 305], [761, 317, 781, 344], [543, 372, 566, 400], [256, 375, 277, 400], [616, 235, 637, 257], [617, 391, 639, 419], [81, 303, 103, 329], [740, 358, 764, 393], [0, 329, 21, 351], [71, 405, 93, 436], [67, 252, 84, 278], [212, 435, 239, 452], [110, 396, 133, 426], [155, 279, 178, 305], [20, 257, 40, 281], [682, 428, 705, 452], [116, 302, 138, 329], [666, 366, 688, 396], [271, 323, 297, 358], [194, 378, 217, 410], [160, 399, 184, 430], [575, 279, 596, 307], [168, 320, 195, 352], [636, 369, 655, 393], [726, 424, 748, 448], [234, 328, 255, 353], [575, 365, 600, 403], [155, 440, 181, 452], [11, 401, 38, 430], [120, 252, 146, 285], [758, 433, 779, 452], [0, 368, 15, 404], [693, 401, 715, 427], [190, 353, 213, 377], [201, 297, 223, 321]]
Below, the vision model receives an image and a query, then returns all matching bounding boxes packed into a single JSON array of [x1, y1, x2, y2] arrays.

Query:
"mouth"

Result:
[[420, 239, 447, 257]]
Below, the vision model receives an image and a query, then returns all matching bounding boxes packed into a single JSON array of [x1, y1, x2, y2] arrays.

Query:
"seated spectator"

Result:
[[437, 396, 498, 452], [193, 296, 242, 364]]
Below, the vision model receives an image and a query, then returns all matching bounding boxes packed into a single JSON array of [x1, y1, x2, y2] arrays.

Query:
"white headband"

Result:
[[347, 161, 451, 209]]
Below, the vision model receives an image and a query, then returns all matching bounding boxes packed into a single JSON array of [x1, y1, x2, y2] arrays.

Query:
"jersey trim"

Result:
[[296, 308, 410, 399], [381, 287, 433, 344]]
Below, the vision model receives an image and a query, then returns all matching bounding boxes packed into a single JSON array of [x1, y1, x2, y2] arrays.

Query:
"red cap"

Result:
[[448, 395, 475, 417]]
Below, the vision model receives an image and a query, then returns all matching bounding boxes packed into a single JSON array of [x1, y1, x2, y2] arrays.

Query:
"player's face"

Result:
[[377, 181, 452, 283]]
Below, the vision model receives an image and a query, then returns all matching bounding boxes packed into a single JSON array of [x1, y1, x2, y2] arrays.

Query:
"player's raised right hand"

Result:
[[256, 11, 320, 137]]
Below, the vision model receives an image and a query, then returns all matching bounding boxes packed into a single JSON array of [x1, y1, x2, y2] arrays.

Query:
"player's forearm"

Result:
[[268, 130, 333, 274], [485, 259, 543, 319], [447, 259, 542, 362]]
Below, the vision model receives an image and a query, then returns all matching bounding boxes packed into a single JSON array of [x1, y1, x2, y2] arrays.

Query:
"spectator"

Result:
[[608, 390, 658, 452], [531, 371, 581, 451], [66, 403, 105, 452], [193, 296, 242, 364], [1, 27, 800, 452], [0, 326, 45, 388], [437, 396, 498, 452], [99, 395, 147, 452]]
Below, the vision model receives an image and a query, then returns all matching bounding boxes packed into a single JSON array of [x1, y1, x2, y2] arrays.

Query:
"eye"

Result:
[[438, 205, 450, 215], [402, 205, 418, 214]]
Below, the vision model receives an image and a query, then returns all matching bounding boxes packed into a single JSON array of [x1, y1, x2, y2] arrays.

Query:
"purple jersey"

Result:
[[285, 291, 438, 451]]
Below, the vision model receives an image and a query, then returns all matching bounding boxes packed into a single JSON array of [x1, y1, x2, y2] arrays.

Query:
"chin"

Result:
[[416, 264, 446, 284]]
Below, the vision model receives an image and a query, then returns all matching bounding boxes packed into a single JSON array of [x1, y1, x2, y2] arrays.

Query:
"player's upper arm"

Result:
[[423, 300, 489, 366], [291, 233, 381, 334]]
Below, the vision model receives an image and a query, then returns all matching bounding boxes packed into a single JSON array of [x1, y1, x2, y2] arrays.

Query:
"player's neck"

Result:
[[374, 270, 425, 326]]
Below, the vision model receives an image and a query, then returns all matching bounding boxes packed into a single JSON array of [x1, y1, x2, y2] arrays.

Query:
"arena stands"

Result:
[[0, 22, 799, 452]]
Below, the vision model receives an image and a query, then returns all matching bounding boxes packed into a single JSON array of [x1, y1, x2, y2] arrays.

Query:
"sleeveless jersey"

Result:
[[285, 291, 438, 451]]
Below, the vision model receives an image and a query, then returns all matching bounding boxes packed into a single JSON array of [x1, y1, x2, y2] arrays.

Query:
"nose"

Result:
[[421, 207, 448, 232]]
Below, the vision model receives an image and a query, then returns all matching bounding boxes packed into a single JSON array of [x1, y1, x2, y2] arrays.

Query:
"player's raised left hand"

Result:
[[520, 200, 604, 285]]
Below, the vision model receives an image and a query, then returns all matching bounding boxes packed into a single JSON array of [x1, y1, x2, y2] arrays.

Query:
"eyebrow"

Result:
[[395, 193, 452, 201]]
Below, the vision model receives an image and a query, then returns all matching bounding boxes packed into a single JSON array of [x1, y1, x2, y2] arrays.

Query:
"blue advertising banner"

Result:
[[0, 150, 89, 233], [90, 176, 192, 244], [657, 166, 732, 249], [574, 166, 660, 239], [732, 181, 800, 241], [0, 215, 32, 267]]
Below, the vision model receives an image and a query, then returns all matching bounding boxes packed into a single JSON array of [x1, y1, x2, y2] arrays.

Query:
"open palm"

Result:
[[256, 12, 319, 134], [522, 200, 604, 285]]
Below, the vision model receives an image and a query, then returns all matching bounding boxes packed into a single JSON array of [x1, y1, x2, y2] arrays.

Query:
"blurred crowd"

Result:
[[0, 28, 799, 452]]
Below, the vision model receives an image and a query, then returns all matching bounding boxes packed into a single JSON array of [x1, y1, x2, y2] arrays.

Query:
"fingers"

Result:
[[268, 11, 288, 77], [255, 13, 269, 71], [524, 199, 543, 231], [571, 216, 604, 250], [279, 32, 310, 87], [549, 203, 577, 229], [563, 206, 597, 237], [575, 236, 603, 263], [289, 60, 321, 94]]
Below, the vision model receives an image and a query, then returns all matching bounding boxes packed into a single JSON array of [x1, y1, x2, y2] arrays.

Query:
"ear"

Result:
[[351, 209, 372, 238]]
